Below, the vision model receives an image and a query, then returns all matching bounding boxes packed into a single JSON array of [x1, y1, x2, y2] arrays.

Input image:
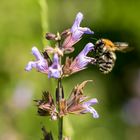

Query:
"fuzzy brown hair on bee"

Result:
[[95, 39, 129, 52], [94, 38, 129, 74]]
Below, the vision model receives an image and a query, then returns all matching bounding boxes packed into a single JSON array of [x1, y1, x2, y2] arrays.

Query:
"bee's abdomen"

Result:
[[96, 51, 116, 74]]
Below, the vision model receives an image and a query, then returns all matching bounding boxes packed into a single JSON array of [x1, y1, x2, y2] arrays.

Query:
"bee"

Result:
[[94, 39, 129, 74]]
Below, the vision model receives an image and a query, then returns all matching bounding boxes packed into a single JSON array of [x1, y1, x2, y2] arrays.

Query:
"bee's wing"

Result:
[[114, 42, 133, 52], [114, 42, 128, 48]]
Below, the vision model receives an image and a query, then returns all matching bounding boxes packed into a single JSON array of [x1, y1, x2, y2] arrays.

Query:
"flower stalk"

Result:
[[56, 35, 64, 140], [25, 12, 100, 140], [56, 78, 64, 140]]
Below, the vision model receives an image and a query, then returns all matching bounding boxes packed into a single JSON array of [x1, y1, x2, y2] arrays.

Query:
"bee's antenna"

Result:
[[90, 37, 98, 42]]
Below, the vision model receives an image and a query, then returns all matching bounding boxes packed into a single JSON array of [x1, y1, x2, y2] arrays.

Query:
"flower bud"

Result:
[[61, 29, 71, 38], [45, 33, 56, 40]]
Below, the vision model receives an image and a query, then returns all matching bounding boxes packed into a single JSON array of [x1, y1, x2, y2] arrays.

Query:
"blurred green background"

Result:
[[0, 0, 140, 140]]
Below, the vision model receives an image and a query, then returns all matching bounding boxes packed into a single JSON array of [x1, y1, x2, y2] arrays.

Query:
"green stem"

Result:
[[39, 0, 50, 47], [56, 33, 63, 139], [39, 0, 56, 94], [58, 117, 63, 140], [56, 78, 64, 140]]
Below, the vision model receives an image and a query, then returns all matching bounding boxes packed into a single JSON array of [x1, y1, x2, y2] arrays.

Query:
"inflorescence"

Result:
[[25, 12, 124, 140], [25, 12, 99, 120]]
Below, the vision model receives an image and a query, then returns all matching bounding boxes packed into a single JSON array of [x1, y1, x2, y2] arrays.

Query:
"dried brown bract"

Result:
[[34, 91, 58, 120], [62, 57, 73, 76]]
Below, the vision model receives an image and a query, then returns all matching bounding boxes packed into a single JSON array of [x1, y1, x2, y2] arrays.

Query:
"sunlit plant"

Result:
[[25, 12, 124, 140]]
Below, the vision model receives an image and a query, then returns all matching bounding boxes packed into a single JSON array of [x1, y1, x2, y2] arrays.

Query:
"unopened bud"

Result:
[[61, 29, 71, 38], [45, 33, 56, 40]]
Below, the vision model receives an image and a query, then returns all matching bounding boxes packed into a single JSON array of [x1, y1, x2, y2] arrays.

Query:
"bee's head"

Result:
[[96, 39, 104, 47]]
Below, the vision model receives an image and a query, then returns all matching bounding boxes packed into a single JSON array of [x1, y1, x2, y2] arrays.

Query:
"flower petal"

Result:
[[69, 43, 95, 73], [53, 53, 59, 65], [62, 12, 94, 53], [48, 68, 61, 79], [71, 12, 83, 33], [82, 105, 99, 118], [25, 61, 37, 71], [78, 27, 94, 34], [36, 60, 48, 72], [25, 47, 49, 74], [82, 98, 99, 118], [83, 98, 98, 106], [32, 46, 44, 60], [79, 42, 94, 56], [48, 54, 62, 78], [71, 12, 94, 40], [87, 106, 99, 118]]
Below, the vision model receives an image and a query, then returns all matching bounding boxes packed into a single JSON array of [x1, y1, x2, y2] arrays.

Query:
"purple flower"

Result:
[[70, 12, 94, 40], [69, 43, 96, 73], [25, 47, 62, 79], [48, 53, 62, 79], [25, 47, 49, 73], [82, 98, 99, 118], [62, 12, 94, 53]]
